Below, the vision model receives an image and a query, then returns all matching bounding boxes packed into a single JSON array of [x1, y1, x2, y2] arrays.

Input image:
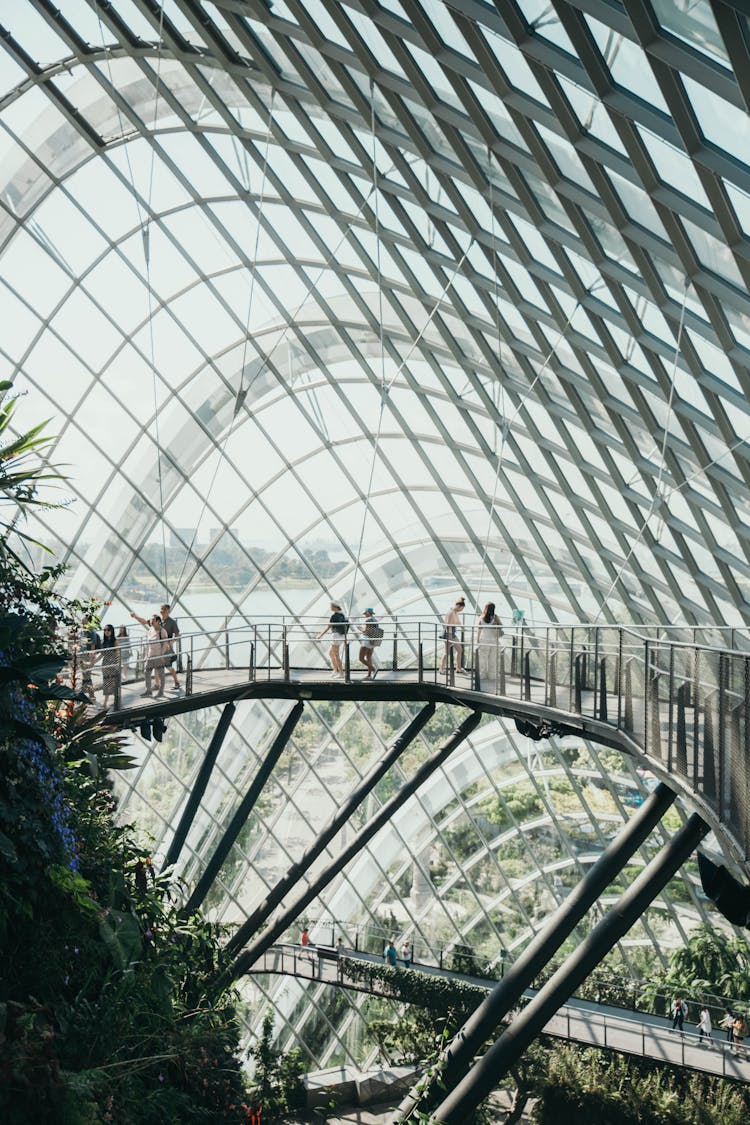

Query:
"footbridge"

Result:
[[102, 618, 750, 867], [93, 618, 750, 1120], [249, 942, 750, 1086]]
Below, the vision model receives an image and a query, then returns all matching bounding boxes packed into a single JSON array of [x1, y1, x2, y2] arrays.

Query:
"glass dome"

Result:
[[4, 0, 750, 1071]]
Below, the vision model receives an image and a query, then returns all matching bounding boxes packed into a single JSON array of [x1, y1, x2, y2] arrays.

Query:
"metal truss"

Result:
[[2, 1, 750, 625]]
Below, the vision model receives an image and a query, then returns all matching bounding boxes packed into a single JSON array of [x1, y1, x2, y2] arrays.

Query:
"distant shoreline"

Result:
[[119, 579, 322, 599]]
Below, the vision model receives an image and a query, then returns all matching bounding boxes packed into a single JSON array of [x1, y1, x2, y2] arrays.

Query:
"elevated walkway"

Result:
[[100, 618, 750, 865], [250, 943, 750, 1085]]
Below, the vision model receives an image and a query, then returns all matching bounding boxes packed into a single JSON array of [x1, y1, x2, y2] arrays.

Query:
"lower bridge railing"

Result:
[[249, 943, 750, 1083]]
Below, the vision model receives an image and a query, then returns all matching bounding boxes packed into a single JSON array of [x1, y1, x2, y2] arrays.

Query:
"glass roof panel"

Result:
[[5, 5, 750, 1040]]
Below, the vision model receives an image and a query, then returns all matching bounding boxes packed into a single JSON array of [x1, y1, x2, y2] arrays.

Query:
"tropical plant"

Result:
[[247, 1010, 305, 1120], [641, 924, 750, 1013], [531, 1044, 748, 1124], [0, 380, 59, 559], [0, 393, 253, 1123]]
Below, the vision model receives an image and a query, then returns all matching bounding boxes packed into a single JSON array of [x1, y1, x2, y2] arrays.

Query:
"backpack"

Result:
[[370, 623, 384, 647]]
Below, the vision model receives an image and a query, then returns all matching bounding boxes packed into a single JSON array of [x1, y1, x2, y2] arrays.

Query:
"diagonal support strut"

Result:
[[184, 700, 305, 914], [394, 780, 678, 1122], [163, 701, 236, 873], [225, 709, 482, 982], [432, 811, 709, 1125]]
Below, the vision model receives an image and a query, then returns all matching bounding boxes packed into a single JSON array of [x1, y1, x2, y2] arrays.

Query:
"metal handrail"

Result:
[[78, 618, 750, 859], [254, 943, 750, 1078]]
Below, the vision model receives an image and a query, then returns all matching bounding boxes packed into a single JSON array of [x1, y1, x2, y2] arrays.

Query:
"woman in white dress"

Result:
[[477, 602, 503, 691]]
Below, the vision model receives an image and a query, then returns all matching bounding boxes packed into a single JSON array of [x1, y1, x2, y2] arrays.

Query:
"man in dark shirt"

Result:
[[160, 603, 181, 692]]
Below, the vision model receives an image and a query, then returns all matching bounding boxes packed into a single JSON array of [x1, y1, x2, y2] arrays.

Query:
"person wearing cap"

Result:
[[440, 596, 466, 674], [359, 607, 379, 679]]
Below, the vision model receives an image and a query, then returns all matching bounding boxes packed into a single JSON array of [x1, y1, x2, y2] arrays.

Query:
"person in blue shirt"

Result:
[[384, 939, 398, 967]]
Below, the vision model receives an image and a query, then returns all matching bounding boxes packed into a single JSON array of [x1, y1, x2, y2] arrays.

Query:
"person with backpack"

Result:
[[671, 995, 688, 1032], [358, 608, 382, 680], [439, 597, 466, 675], [733, 1012, 747, 1058], [317, 602, 348, 676], [719, 1008, 735, 1044]]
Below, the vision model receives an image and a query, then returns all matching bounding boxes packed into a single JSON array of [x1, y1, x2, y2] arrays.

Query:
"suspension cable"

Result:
[[95, 0, 169, 599], [471, 282, 589, 617], [143, 2, 170, 601], [472, 148, 508, 615], [592, 279, 689, 622], [347, 83, 388, 616], [171, 93, 276, 604]]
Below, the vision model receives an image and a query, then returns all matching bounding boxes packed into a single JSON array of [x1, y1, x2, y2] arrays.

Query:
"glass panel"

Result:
[[651, 0, 730, 68]]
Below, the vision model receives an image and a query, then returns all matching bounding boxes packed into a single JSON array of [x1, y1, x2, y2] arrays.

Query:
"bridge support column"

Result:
[[226, 709, 481, 981], [598, 658, 607, 722], [676, 682, 689, 775], [431, 811, 709, 1125], [394, 781, 678, 1123], [184, 701, 305, 913], [624, 659, 634, 732], [162, 702, 236, 873]]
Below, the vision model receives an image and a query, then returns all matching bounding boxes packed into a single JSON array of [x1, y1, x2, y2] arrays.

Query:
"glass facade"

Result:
[[4, 0, 750, 1069]]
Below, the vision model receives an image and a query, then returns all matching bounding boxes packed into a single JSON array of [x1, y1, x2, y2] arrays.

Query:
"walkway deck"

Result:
[[250, 943, 750, 1084], [104, 641, 745, 866]]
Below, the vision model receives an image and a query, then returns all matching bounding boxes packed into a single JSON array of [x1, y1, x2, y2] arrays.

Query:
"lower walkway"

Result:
[[249, 943, 750, 1085]]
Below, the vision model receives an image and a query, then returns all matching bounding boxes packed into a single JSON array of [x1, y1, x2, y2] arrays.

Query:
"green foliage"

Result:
[[366, 1002, 449, 1065], [649, 924, 750, 1008], [531, 1045, 749, 1125], [247, 1010, 305, 1121], [0, 393, 253, 1123], [342, 957, 488, 1015], [0, 380, 59, 558]]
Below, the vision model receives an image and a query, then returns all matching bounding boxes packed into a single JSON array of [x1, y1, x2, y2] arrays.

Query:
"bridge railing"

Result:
[[85, 618, 750, 858], [252, 944, 750, 1078]]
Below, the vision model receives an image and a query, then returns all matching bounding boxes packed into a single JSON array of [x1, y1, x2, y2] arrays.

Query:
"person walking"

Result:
[[359, 608, 380, 680], [733, 1012, 747, 1058], [476, 602, 503, 690], [719, 1008, 735, 1045], [384, 938, 398, 967], [671, 995, 687, 1032], [100, 623, 121, 708], [131, 612, 169, 697], [401, 940, 413, 967], [159, 604, 181, 692], [440, 597, 465, 674], [300, 927, 310, 947], [696, 1006, 712, 1046], [317, 602, 348, 676]]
